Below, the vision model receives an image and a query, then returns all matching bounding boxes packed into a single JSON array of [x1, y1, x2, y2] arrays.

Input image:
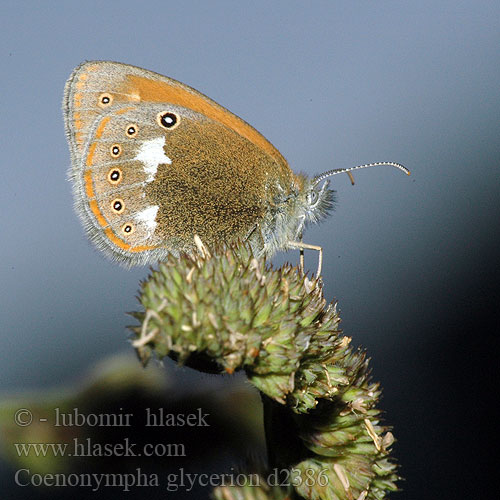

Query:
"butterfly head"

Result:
[[292, 161, 411, 231], [302, 176, 336, 225]]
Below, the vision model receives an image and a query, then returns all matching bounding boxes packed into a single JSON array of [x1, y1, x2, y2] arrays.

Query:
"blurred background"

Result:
[[1, 1, 498, 498]]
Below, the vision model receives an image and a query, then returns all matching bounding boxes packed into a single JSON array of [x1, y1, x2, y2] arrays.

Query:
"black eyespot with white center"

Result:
[[122, 223, 134, 235], [98, 93, 113, 108], [111, 198, 125, 214], [157, 111, 180, 130], [110, 144, 122, 157], [126, 124, 138, 137], [108, 168, 122, 185]]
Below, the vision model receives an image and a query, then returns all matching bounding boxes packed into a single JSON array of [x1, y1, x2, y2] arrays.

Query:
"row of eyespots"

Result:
[[99, 93, 179, 224], [105, 118, 138, 235], [96, 93, 153, 238], [106, 125, 136, 185], [98, 93, 180, 128], [109, 197, 135, 235], [106, 138, 125, 184], [106, 113, 179, 187], [111, 198, 135, 235]]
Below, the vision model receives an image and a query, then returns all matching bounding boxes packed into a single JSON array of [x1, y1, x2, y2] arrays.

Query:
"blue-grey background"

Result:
[[1, 1, 498, 498]]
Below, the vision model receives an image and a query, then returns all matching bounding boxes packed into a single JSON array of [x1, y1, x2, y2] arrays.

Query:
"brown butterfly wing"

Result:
[[63, 61, 294, 265]]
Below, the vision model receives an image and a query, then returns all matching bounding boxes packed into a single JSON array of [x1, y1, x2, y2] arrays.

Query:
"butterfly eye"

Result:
[[308, 190, 319, 206], [98, 93, 113, 108], [157, 111, 180, 130], [126, 124, 139, 137], [110, 144, 122, 158], [122, 223, 134, 235], [111, 198, 125, 214], [107, 168, 122, 185]]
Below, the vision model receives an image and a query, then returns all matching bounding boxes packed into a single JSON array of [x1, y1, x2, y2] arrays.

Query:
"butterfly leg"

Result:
[[257, 224, 266, 251], [288, 241, 323, 277], [244, 223, 267, 257]]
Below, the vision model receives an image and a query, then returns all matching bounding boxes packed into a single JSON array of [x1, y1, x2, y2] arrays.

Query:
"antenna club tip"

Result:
[[406, 170, 411, 176]]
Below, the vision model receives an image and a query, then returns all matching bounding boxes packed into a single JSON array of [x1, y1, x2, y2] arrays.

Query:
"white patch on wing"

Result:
[[135, 137, 172, 182], [135, 205, 159, 236]]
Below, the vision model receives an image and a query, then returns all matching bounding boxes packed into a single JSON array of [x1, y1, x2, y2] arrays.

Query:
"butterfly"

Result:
[[63, 61, 408, 273]]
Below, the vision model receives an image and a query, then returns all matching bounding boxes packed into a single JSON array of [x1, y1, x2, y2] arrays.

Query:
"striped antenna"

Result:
[[313, 162, 410, 186]]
